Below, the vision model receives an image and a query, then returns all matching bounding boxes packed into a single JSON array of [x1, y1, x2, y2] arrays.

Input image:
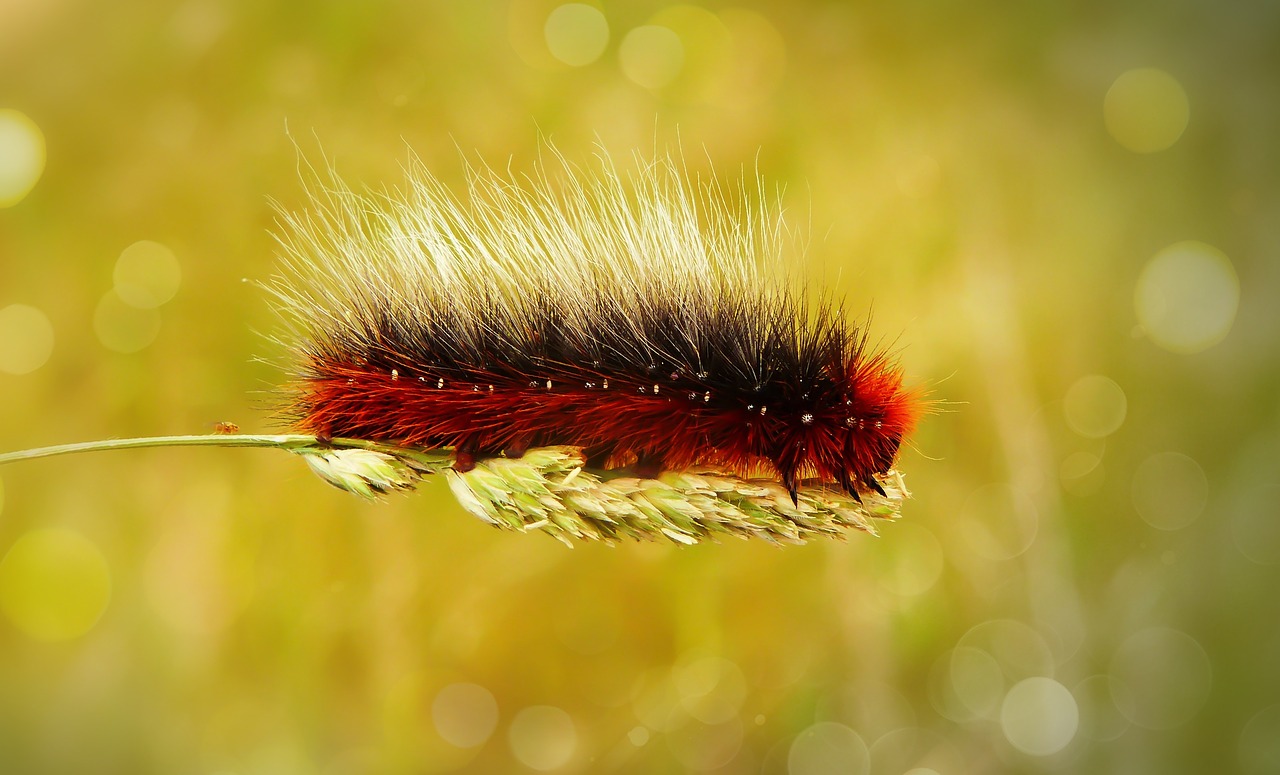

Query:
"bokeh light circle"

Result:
[[0, 304, 55, 374], [1104, 68, 1190, 153], [958, 619, 1058, 679], [788, 722, 869, 775], [1063, 375, 1126, 438], [508, 705, 577, 770], [1000, 677, 1079, 756], [868, 726, 960, 775], [0, 109, 46, 207], [94, 291, 161, 353], [631, 667, 685, 731], [619, 25, 684, 89], [1239, 704, 1280, 775], [666, 717, 744, 771], [946, 619, 1059, 723], [432, 683, 499, 748], [545, 4, 609, 66], [1131, 451, 1208, 530], [1110, 627, 1212, 729], [114, 240, 182, 308], [1135, 241, 1238, 354], [0, 528, 112, 641], [674, 656, 747, 724], [949, 646, 1004, 718]]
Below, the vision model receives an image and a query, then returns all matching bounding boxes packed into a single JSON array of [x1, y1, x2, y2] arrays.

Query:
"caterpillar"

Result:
[[269, 149, 921, 506]]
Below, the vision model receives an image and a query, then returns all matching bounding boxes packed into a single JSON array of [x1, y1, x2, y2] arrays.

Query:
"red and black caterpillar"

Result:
[[272, 150, 920, 502]]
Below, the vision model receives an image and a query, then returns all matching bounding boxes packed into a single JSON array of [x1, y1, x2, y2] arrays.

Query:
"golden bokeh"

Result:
[[544, 4, 610, 67], [1104, 68, 1190, 153], [619, 25, 685, 90], [114, 240, 182, 309], [0, 2, 1274, 773], [1063, 374, 1127, 439], [0, 109, 45, 207], [0, 528, 111, 641], [1000, 677, 1079, 756], [93, 290, 161, 353], [0, 303, 54, 375], [1135, 241, 1239, 354], [508, 705, 578, 770], [1109, 627, 1213, 731]]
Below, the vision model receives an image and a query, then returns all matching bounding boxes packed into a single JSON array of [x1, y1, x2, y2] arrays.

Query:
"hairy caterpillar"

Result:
[[270, 150, 920, 506]]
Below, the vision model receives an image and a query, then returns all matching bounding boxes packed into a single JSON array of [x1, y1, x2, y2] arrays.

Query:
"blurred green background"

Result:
[[1, 1, 1277, 773]]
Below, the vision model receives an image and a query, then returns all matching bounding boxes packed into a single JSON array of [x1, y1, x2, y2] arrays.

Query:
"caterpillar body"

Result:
[[271, 151, 920, 504]]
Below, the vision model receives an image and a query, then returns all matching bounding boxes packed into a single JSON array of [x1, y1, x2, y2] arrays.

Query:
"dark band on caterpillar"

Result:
[[271, 149, 921, 505]]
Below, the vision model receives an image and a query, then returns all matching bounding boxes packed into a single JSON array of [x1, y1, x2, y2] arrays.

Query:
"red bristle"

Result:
[[293, 346, 919, 497]]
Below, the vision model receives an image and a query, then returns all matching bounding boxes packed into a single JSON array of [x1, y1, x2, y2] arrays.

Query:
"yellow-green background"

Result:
[[1, 1, 1277, 773]]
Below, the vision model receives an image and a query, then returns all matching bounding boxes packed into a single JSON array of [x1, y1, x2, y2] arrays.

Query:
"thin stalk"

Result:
[[0, 434, 442, 467], [0, 434, 906, 544]]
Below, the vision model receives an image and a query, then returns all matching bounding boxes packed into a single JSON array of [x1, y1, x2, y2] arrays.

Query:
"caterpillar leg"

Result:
[[633, 451, 664, 480]]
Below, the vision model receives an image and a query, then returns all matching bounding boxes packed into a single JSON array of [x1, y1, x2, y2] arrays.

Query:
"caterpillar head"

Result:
[[766, 357, 918, 503]]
